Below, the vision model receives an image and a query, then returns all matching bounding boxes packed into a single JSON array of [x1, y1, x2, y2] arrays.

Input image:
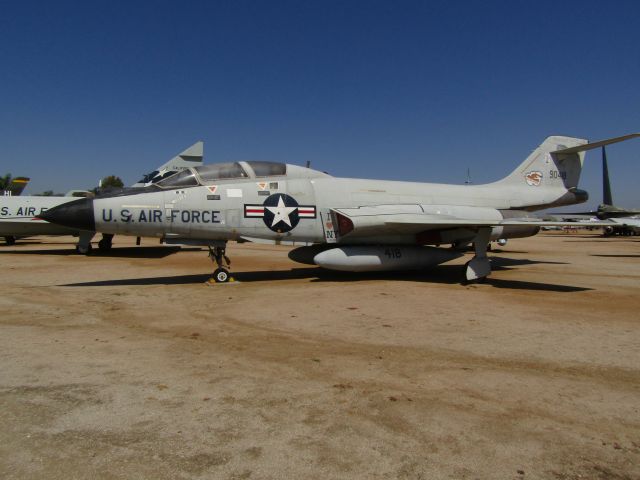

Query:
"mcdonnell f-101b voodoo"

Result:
[[40, 134, 639, 283]]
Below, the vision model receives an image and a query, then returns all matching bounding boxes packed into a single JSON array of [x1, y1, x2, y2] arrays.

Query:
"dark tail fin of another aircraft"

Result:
[[2, 177, 30, 196], [602, 146, 613, 206]]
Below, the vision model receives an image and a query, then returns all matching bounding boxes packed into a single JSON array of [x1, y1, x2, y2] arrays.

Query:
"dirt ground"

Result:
[[0, 232, 639, 480]]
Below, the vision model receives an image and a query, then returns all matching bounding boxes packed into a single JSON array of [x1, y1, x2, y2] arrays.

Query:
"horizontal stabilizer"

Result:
[[553, 133, 640, 154]]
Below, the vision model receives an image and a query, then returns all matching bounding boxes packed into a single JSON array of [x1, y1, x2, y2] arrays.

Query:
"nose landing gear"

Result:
[[208, 243, 234, 283]]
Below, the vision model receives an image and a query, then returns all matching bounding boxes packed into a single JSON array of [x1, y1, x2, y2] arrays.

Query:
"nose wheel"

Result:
[[208, 244, 233, 283], [212, 268, 230, 283]]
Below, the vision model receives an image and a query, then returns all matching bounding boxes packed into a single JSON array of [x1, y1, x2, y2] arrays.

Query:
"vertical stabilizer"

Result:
[[495, 136, 589, 190], [492, 133, 640, 210], [602, 146, 613, 206], [130, 141, 204, 187], [2, 177, 30, 196]]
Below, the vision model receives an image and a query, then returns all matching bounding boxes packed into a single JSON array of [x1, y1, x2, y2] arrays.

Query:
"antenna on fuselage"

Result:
[[305, 160, 311, 168]]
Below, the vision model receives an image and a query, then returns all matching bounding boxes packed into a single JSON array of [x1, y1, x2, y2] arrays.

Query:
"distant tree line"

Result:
[[1, 173, 124, 196], [0, 173, 11, 191]]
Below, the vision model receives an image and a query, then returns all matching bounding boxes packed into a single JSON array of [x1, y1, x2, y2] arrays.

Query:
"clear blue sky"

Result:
[[1, 0, 639, 208]]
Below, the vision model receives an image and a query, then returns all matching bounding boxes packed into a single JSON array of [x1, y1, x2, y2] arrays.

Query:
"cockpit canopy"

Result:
[[156, 162, 256, 188], [95, 161, 330, 198], [155, 161, 325, 189], [136, 169, 179, 185]]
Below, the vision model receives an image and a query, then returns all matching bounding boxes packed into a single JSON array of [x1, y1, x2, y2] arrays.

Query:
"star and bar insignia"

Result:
[[244, 193, 316, 233]]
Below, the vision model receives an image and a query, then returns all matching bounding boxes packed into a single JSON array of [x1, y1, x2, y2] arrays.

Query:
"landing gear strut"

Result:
[[465, 227, 491, 283], [208, 243, 233, 283], [98, 234, 114, 252], [75, 231, 95, 255]]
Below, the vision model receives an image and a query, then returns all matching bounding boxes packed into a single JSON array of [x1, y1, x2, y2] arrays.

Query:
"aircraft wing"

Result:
[[332, 207, 615, 237], [387, 216, 611, 230]]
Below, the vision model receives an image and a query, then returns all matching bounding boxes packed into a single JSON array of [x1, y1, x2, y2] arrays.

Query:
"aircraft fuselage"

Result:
[[85, 175, 548, 246]]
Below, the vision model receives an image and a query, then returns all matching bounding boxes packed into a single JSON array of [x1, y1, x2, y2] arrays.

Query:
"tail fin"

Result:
[[496, 136, 589, 190], [130, 141, 204, 187], [2, 176, 30, 196], [494, 133, 640, 210], [602, 146, 613, 206]]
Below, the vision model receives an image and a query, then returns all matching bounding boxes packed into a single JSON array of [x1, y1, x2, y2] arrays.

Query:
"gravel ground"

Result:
[[1, 232, 639, 480]]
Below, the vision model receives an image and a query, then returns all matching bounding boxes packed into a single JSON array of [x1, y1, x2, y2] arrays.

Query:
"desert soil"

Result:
[[0, 232, 639, 480]]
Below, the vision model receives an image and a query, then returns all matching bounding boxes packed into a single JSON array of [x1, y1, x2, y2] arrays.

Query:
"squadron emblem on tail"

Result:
[[525, 171, 543, 186]]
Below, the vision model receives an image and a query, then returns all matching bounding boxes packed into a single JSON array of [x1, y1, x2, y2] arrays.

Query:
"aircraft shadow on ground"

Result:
[[484, 278, 590, 292], [1, 241, 44, 247], [591, 254, 640, 258], [62, 256, 587, 292], [489, 256, 569, 268], [0, 246, 191, 259], [489, 249, 529, 254], [561, 238, 640, 243], [63, 274, 212, 287]]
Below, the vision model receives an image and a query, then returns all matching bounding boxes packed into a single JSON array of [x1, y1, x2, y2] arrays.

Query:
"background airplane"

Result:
[[549, 146, 640, 235], [1, 176, 31, 244], [1, 176, 31, 197], [41, 134, 638, 283], [593, 147, 640, 235], [1, 142, 203, 251]]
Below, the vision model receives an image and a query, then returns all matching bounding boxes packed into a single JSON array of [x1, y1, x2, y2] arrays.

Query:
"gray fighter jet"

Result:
[[40, 134, 639, 282], [550, 146, 640, 235], [1, 142, 203, 251], [593, 146, 640, 235]]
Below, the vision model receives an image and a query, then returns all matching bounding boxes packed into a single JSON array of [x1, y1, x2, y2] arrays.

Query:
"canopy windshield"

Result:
[[136, 170, 159, 185], [195, 163, 249, 182], [247, 161, 286, 177], [156, 169, 199, 188]]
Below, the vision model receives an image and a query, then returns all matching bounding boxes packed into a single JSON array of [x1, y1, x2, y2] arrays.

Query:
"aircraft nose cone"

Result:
[[38, 198, 95, 231]]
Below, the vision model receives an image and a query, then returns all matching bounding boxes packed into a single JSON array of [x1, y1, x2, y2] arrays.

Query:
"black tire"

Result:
[[213, 268, 230, 283], [98, 238, 112, 251], [4, 236, 16, 246]]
